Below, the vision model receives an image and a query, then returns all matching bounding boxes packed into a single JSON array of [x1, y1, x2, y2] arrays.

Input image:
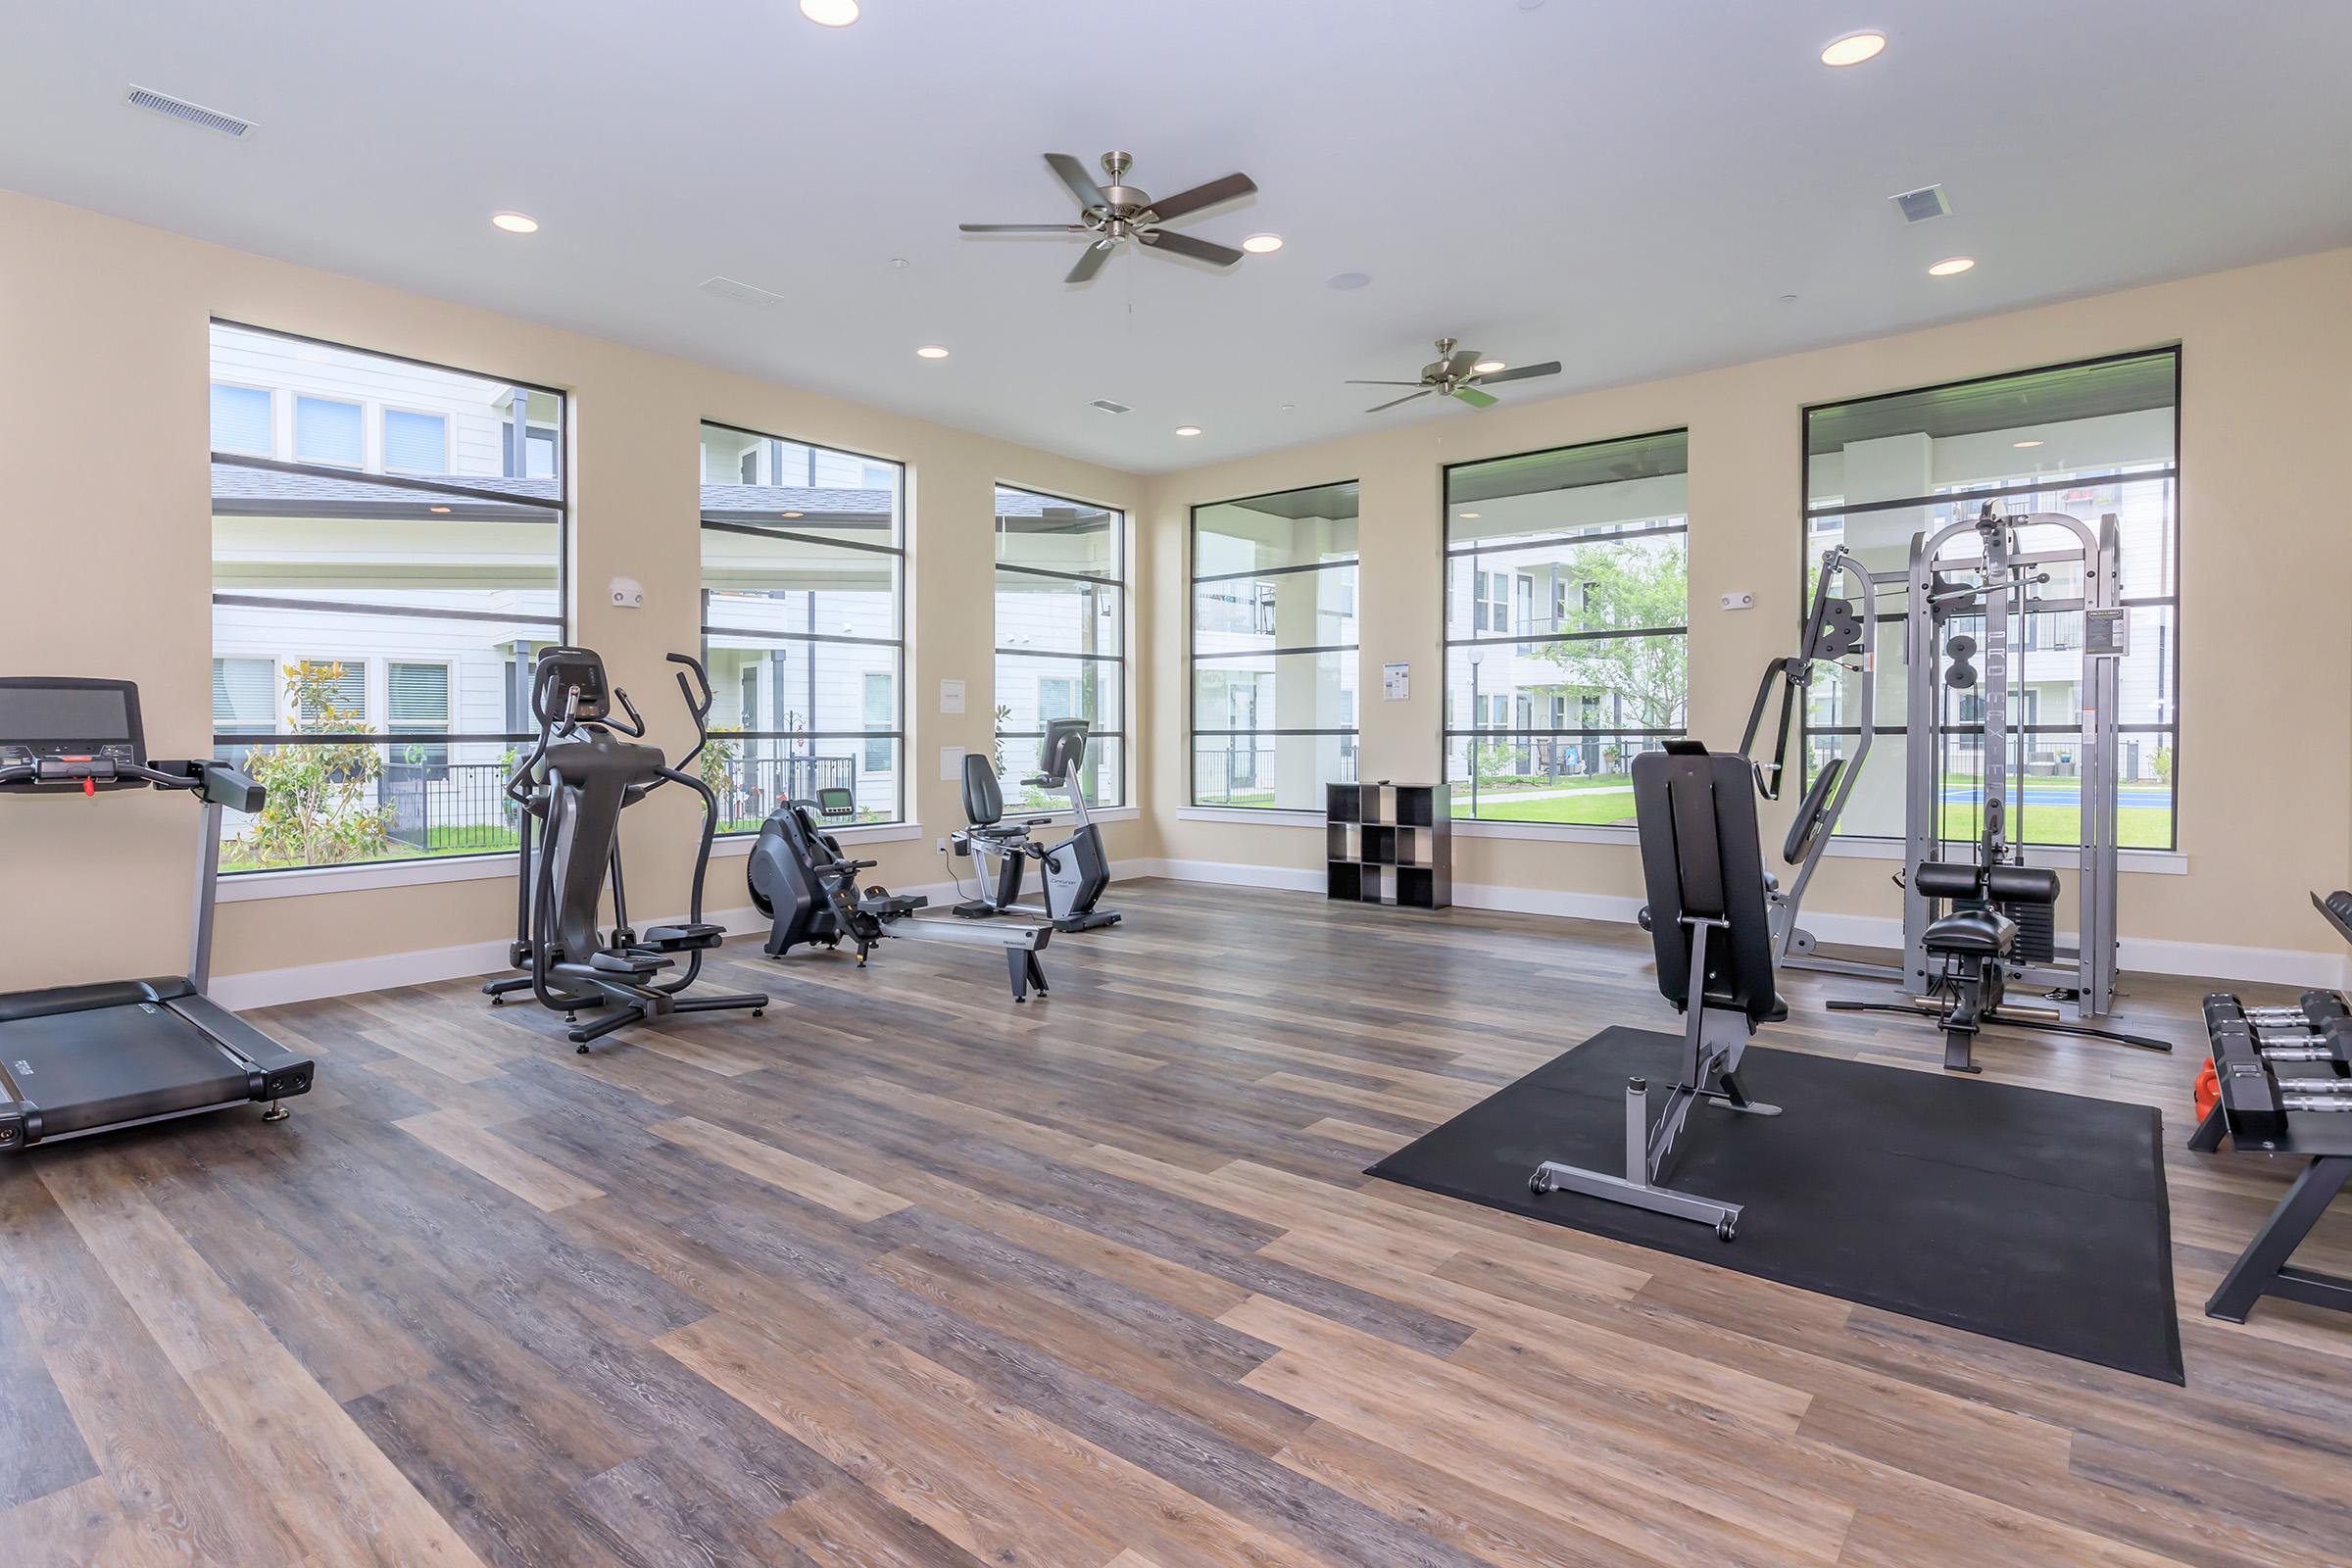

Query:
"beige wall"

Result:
[[0, 189, 1148, 993], [6, 182, 2347, 995], [1142, 247, 2352, 973]]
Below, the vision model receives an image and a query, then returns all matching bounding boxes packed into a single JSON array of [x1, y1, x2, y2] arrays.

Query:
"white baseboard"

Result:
[[1137, 857, 1326, 895], [210, 937, 514, 1011], [1134, 860, 2351, 991]]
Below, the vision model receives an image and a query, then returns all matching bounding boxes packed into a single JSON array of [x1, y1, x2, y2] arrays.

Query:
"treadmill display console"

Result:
[[0, 677, 145, 773]]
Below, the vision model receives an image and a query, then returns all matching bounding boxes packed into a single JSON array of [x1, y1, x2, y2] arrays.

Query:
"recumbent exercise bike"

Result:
[[951, 717, 1120, 932]]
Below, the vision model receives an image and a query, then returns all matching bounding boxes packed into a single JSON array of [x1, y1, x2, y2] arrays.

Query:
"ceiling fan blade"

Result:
[[1474, 360, 1562, 385], [959, 222, 1089, 233], [1367, 390, 1435, 414], [1452, 385, 1501, 410], [1044, 153, 1111, 211], [1139, 228, 1245, 268], [1064, 238, 1116, 284], [1343, 380, 1431, 386], [1143, 172, 1257, 224], [1444, 348, 1484, 381]]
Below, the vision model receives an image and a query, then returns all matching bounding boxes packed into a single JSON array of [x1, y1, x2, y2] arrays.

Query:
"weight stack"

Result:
[[2009, 899, 2056, 964]]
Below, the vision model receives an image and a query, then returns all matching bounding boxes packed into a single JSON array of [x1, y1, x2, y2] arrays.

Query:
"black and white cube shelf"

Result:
[[1326, 782, 1451, 909]]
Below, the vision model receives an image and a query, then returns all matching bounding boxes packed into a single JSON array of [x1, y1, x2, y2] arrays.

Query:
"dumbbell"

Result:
[[2228, 990, 2348, 1029], [2209, 1014, 2352, 1069]]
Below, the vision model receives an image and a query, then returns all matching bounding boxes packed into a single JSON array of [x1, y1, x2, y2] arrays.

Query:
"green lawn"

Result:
[[1450, 771, 2176, 848]]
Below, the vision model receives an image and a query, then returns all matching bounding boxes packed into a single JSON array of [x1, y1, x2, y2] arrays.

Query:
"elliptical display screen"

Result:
[[0, 678, 144, 769]]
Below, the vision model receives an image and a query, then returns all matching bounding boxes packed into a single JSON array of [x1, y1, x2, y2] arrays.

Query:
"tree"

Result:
[[1537, 542, 1688, 744], [230, 660, 391, 867]]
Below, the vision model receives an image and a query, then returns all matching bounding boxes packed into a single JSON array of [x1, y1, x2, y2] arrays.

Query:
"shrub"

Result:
[[230, 660, 392, 867]]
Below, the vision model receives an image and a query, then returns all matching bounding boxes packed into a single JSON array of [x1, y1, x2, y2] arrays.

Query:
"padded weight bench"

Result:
[[1527, 740, 1784, 1240]]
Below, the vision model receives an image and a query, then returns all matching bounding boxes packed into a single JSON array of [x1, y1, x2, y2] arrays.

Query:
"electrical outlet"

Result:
[[935, 837, 947, 854], [1720, 590, 1755, 612]]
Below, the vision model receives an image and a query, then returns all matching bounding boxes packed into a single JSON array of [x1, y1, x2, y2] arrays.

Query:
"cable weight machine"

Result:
[[1827, 502, 2166, 1066]]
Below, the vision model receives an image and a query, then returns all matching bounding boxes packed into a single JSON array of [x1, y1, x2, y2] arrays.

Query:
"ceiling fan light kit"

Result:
[[960, 151, 1259, 284], [1346, 337, 1563, 414]]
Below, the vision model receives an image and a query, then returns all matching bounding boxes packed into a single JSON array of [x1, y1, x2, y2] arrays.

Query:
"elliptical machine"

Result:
[[485, 647, 767, 1049], [951, 717, 1120, 932]]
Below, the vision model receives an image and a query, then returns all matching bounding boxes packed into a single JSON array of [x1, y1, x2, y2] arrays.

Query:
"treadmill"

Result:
[[0, 676, 316, 1152]]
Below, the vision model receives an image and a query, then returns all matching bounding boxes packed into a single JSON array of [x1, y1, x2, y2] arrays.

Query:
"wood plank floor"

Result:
[[5, 879, 2351, 1567]]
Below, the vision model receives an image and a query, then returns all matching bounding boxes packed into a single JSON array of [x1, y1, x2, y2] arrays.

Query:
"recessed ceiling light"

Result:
[[915, 344, 950, 359], [800, 0, 859, 24], [781, 511, 805, 518], [1174, 426, 1202, 437], [1458, 512, 1482, 519], [428, 505, 452, 514], [1242, 233, 1284, 255], [1472, 360, 1506, 374], [1280, 403, 1296, 411], [1326, 271, 1372, 291], [2013, 440, 2044, 449], [1928, 256, 1976, 276], [490, 212, 538, 234], [1820, 31, 1886, 67], [889, 257, 909, 269]]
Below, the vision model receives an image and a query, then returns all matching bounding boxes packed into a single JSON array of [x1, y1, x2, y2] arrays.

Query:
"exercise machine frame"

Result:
[[952, 717, 1121, 932], [485, 648, 768, 1048], [1741, 544, 1876, 970], [1824, 505, 2164, 1065], [1528, 742, 1784, 1240], [1, 676, 315, 1151], [750, 787, 1057, 1002]]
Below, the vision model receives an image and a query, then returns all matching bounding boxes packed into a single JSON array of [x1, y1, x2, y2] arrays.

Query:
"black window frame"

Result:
[[1188, 479, 1362, 811], [1797, 346, 2182, 853], [697, 417, 907, 831], [208, 318, 570, 875], [1441, 428, 1692, 823], [992, 481, 1129, 810]]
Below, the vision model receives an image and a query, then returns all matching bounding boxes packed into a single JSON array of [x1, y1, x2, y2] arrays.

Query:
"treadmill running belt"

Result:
[[0, 1003, 254, 1138]]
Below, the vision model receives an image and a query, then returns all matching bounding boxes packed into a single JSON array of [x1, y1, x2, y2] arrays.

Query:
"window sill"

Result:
[[1174, 806, 1324, 826], [1000, 805, 1141, 828], [710, 820, 925, 857], [218, 853, 517, 902], [1821, 837, 2187, 875], [1454, 820, 1641, 846]]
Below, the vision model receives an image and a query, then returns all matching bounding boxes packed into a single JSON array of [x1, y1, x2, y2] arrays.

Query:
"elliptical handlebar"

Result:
[[666, 652, 715, 775]]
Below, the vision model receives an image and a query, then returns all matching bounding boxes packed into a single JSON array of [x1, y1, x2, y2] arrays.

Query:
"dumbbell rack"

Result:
[[2185, 891, 2352, 1324]]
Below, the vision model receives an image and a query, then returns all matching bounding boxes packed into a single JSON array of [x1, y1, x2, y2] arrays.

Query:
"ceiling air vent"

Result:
[[124, 85, 256, 139], [698, 275, 786, 307], [1088, 399, 1134, 415], [1889, 184, 1952, 223]]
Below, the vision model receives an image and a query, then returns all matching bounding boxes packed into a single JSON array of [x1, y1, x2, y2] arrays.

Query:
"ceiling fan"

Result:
[[960, 151, 1258, 284], [1349, 338, 1563, 413]]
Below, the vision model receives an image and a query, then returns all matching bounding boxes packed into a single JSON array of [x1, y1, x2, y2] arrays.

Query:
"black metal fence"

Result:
[[714, 754, 858, 829], [380, 753, 858, 853]]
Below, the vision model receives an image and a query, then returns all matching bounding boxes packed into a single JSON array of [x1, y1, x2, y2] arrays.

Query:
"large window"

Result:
[[699, 421, 904, 829], [1190, 481, 1359, 810], [1443, 431, 1690, 824], [1801, 349, 2180, 850], [209, 320, 566, 872], [994, 485, 1125, 809]]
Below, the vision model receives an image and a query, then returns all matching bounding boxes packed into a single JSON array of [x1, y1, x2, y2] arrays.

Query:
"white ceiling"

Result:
[[4, 1, 2348, 473]]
